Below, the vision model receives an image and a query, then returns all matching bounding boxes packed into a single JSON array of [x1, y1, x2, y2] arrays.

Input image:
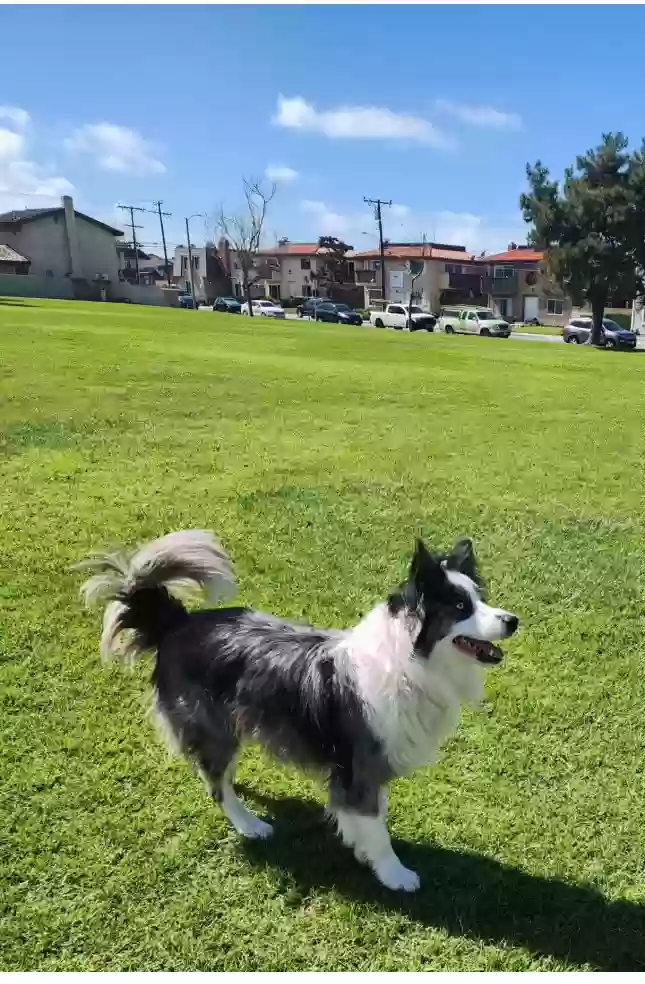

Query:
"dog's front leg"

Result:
[[332, 789, 419, 893]]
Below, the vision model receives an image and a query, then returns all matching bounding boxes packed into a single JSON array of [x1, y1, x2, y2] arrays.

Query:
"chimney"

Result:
[[218, 236, 232, 275], [62, 195, 82, 277]]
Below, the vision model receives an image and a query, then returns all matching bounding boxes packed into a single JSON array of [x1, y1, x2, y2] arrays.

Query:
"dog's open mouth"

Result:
[[453, 635, 503, 665]]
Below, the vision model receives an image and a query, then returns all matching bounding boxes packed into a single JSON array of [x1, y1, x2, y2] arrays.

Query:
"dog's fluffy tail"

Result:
[[78, 530, 236, 661]]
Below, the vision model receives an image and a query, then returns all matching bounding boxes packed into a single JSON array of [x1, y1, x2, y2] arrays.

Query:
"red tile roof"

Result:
[[481, 248, 544, 264], [350, 245, 474, 262]]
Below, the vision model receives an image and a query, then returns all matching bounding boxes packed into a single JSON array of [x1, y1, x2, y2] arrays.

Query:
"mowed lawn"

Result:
[[2, 298, 645, 971]]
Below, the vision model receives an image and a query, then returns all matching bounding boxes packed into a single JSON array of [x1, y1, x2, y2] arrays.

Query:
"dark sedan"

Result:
[[315, 301, 363, 325], [297, 297, 324, 318], [214, 296, 242, 313], [563, 317, 637, 349]]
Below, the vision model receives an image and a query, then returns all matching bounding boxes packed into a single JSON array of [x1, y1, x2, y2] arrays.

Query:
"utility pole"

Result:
[[117, 204, 146, 283], [148, 200, 172, 286], [184, 213, 204, 308], [364, 197, 391, 302]]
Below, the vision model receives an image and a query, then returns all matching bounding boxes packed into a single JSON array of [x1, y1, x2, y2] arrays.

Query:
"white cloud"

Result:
[[0, 128, 25, 161], [298, 199, 524, 255], [274, 95, 453, 148], [435, 99, 522, 131], [265, 164, 299, 183], [300, 199, 359, 237], [66, 123, 165, 176], [0, 116, 73, 213], [0, 106, 30, 130]]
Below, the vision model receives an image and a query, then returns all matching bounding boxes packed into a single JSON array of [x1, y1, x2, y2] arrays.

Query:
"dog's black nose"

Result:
[[503, 614, 519, 636]]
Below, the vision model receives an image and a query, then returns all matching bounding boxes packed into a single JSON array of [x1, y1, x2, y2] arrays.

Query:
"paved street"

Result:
[[202, 309, 644, 349]]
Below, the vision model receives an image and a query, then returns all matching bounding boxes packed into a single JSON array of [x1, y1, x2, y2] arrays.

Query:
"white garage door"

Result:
[[523, 296, 539, 321]]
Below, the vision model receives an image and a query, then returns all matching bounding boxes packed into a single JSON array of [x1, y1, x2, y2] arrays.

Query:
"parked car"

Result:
[[437, 307, 511, 337], [297, 297, 325, 318], [179, 294, 199, 309], [369, 303, 436, 331], [314, 301, 363, 326], [563, 317, 637, 349], [214, 296, 242, 313], [240, 299, 286, 319]]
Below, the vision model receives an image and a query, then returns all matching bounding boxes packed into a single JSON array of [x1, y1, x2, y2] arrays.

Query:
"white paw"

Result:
[[236, 817, 274, 840], [374, 857, 420, 892]]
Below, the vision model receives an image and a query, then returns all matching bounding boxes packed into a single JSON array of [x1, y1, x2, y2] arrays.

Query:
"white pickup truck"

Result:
[[370, 303, 436, 332], [437, 307, 511, 338]]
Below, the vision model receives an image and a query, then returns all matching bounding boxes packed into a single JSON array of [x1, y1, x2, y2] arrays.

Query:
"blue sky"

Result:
[[2, 4, 645, 255]]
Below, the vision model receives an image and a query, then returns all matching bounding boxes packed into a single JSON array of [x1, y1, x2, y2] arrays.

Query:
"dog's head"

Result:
[[388, 538, 518, 665]]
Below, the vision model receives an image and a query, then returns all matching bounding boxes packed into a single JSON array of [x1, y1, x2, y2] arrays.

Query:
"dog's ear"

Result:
[[445, 538, 479, 583], [409, 539, 445, 584], [410, 538, 435, 575]]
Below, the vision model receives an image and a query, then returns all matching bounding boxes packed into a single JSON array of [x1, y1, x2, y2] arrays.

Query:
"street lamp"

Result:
[[185, 213, 205, 308]]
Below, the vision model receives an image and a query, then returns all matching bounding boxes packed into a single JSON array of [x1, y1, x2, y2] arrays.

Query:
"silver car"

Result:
[[563, 317, 637, 349]]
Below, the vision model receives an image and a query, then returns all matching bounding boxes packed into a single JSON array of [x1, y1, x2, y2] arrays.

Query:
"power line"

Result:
[[147, 200, 172, 287], [364, 197, 391, 302], [117, 204, 146, 283]]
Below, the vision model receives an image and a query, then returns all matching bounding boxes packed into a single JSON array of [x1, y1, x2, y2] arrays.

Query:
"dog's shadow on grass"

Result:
[[238, 787, 645, 971]]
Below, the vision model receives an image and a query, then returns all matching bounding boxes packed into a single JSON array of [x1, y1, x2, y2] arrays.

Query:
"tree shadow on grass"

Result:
[[238, 788, 645, 971]]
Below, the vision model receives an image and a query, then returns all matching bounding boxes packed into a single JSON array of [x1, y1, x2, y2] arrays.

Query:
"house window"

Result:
[[445, 263, 463, 275], [181, 255, 188, 273], [494, 265, 515, 279], [45, 269, 54, 278], [193, 256, 199, 271], [547, 298, 564, 315], [300, 258, 311, 270]]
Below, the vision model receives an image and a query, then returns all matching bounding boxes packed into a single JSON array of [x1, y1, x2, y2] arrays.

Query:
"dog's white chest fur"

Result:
[[339, 604, 486, 774]]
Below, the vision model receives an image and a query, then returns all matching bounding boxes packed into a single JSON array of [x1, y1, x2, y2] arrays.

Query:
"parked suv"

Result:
[[563, 317, 637, 349]]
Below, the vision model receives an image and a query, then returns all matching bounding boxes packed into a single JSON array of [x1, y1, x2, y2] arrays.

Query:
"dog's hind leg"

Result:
[[209, 756, 273, 840], [156, 696, 272, 840]]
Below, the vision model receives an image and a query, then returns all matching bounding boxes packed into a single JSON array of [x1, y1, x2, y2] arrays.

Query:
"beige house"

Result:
[[350, 243, 481, 311], [351, 242, 572, 325], [0, 196, 122, 285], [226, 242, 326, 301], [172, 243, 231, 303], [479, 247, 571, 326]]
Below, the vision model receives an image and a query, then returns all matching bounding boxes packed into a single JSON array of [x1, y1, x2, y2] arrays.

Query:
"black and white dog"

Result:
[[81, 530, 518, 892]]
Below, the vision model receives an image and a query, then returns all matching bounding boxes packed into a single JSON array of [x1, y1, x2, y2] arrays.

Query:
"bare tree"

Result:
[[217, 177, 276, 316], [404, 237, 428, 329]]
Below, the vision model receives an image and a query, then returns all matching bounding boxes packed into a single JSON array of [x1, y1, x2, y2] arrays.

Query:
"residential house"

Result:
[[350, 242, 481, 311], [479, 247, 571, 325], [0, 196, 122, 288], [226, 242, 323, 302], [118, 245, 169, 285], [172, 243, 231, 303], [0, 244, 30, 274]]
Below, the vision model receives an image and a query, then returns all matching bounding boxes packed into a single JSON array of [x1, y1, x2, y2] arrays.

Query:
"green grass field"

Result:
[[2, 297, 645, 970], [511, 323, 561, 335]]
